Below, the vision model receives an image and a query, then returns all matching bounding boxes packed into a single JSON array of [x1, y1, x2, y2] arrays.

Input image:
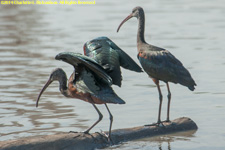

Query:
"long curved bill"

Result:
[[36, 78, 53, 107], [117, 14, 133, 32]]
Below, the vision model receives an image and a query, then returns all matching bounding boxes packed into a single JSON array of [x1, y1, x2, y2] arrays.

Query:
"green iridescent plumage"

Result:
[[84, 36, 143, 87]]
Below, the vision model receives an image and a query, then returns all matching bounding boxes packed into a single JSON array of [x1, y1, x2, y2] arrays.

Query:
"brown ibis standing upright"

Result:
[[36, 52, 125, 141], [117, 6, 196, 125], [84, 36, 143, 87]]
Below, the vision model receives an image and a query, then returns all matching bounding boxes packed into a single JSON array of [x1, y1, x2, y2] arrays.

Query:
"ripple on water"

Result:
[[0, 1, 225, 149]]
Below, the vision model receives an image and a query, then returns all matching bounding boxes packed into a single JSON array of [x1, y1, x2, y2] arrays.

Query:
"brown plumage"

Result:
[[117, 6, 196, 125], [36, 52, 125, 141]]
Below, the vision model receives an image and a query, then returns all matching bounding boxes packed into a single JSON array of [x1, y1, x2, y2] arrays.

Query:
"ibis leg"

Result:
[[83, 104, 103, 134], [105, 104, 113, 141], [166, 83, 171, 122], [168, 141, 171, 150], [145, 79, 163, 126], [155, 81, 163, 124]]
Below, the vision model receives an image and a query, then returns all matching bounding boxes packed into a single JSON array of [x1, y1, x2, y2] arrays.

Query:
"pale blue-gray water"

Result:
[[0, 0, 225, 149]]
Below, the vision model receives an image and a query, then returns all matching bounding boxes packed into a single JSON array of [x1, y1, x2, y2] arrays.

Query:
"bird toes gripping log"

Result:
[[36, 52, 125, 145], [162, 119, 172, 123], [117, 6, 196, 125], [144, 122, 165, 127], [96, 131, 113, 144]]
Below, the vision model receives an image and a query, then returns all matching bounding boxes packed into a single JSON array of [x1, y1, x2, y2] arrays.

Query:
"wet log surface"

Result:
[[0, 117, 198, 150]]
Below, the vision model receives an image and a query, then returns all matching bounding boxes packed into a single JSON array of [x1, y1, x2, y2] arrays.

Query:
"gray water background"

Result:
[[0, 0, 225, 149]]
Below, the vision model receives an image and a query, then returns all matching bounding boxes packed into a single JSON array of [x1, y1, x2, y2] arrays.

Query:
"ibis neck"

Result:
[[59, 76, 70, 98], [137, 12, 146, 47]]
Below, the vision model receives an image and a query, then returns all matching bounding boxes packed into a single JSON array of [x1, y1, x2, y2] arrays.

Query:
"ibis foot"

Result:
[[162, 119, 171, 123], [69, 131, 78, 134], [145, 121, 164, 127], [97, 130, 113, 144], [69, 130, 92, 137]]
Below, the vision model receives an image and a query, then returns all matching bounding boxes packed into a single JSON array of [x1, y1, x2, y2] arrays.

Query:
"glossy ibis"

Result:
[[117, 6, 196, 125], [36, 52, 125, 141], [84, 36, 143, 87]]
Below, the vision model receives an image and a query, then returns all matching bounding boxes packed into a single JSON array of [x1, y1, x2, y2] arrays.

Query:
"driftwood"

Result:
[[0, 117, 197, 150]]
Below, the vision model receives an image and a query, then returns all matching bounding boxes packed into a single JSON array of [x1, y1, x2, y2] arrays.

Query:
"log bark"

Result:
[[0, 117, 197, 150]]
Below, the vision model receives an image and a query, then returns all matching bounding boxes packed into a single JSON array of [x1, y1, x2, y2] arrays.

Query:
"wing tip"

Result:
[[116, 98, 126, 104], [188, 84, 196, 91], [136, 67, 144, 72]]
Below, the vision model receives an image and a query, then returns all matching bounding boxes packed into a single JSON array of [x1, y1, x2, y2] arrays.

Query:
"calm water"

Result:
[[0, 0, 225, 149]]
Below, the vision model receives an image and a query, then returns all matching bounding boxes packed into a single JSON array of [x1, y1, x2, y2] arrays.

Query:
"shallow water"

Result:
[[0, 0, 225, 149]]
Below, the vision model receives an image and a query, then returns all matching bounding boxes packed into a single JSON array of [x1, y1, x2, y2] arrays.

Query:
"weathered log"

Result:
[[0, 117, 197, 150]]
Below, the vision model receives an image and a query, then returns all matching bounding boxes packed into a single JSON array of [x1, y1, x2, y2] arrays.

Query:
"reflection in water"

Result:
[[159, 142, 171, 150], [107, 130, 196, 150], [0, 5, 83, 140], [1, 0, 225, 149], [142, 130, 196, 150]]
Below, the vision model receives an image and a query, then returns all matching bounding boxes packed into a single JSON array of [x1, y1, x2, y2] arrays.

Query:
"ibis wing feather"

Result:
[[84, 37, 122, 86], [108, 39, 143, 72], [78, 70, 125, 104], [55, 52, 112, 85], [139, 50, 196, 90], [75, 69, 100, 94], [84, 36, 142, 86]]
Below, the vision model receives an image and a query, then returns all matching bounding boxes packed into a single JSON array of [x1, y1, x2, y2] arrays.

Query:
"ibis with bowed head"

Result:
[[36, 52, 125, 141]]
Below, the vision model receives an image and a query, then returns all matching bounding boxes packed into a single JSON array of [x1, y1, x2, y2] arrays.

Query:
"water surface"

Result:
[[0, 0, 225, 149]]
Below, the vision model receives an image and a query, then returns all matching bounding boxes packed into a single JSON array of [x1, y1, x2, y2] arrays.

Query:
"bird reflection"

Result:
[[157, 137, 171, 150], [139, 130, 196, 150]]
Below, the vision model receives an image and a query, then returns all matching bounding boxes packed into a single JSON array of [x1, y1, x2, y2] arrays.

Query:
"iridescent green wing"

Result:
[[55, 52, 112, 85]]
